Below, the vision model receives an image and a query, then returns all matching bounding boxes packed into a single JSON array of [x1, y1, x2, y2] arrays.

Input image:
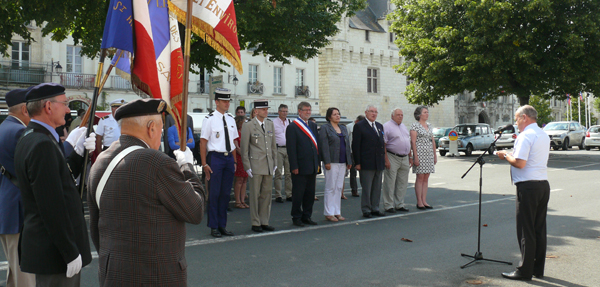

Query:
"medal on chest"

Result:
[[216, 132, 220, 138]]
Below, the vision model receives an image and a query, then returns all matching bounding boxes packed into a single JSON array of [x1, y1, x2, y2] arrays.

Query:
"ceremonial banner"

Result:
[[168, 0, 243, 74], [101, 0, 134, 52]]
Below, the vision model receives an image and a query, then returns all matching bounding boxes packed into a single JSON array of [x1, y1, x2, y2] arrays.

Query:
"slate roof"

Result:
[[348, 0, 387, 33]]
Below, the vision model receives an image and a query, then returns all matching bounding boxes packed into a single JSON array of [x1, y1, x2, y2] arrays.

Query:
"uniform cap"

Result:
[[215, 88, 232, 101], [5, 87, 31, 107], [254, 99, 269, 109], [110, 98, 127, 107], [114, 98, 167, 121], [25, 83, 66, 102]]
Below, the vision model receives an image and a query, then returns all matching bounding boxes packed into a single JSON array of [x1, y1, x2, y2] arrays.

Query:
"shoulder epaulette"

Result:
[[206, 113, 213, 118], [266, 118, 272, 121], [226, 113, 234, 118], [101, 115, 109, 119]]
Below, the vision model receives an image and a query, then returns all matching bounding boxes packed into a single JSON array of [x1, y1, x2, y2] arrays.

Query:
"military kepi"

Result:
[[110, 98, 127, 107], [5, 87, 31, 107], [25, 83, 66, 102], [114, 98, 168, 121], [254, 99, 269, 109], [214, 88, 232, 101]]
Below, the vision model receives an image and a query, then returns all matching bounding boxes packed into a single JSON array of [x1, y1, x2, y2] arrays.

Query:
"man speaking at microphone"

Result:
[[496, 105, 550, 281]]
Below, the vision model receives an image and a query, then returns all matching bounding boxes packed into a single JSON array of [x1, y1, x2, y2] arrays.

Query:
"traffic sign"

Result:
[[448, 130, 458, 141]]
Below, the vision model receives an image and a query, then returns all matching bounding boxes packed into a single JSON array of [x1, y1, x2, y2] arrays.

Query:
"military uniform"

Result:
[[200, 89, 238, 236], [96, 99, 125, 149]]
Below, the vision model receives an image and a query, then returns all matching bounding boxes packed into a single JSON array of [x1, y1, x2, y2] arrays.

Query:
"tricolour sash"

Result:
[[293, 118, 318, 151]]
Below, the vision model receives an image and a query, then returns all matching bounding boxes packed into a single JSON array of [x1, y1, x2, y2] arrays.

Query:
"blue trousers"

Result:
[[207, 152, 235, 229]]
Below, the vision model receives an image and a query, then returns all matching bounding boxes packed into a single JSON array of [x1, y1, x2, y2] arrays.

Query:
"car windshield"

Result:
[[433, 128, 447, 136], [455, 125, 476, 136], [589, 127, 600, 133], [544, 123, 568, 131]]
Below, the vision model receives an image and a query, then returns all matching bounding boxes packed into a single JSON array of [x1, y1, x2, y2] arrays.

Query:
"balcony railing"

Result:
[[0, 60, 48, 85], [59, 73, 96, 89], [295, 85, 311, 97], [248, 81, 264, 94]]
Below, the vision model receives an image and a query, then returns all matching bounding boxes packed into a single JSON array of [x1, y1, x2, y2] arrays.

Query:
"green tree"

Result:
[[388, 0, 600, 106], [528, 95, 552, 126], [0, 0, 367, 73]]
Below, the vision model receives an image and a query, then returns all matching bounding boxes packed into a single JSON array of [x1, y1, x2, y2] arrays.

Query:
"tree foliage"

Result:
[[1, 0, 366, 73], [528, 95, 552, 126], [388, 0, 600, 106]]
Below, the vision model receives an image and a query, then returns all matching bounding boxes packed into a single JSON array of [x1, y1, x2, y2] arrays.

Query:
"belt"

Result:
[[209, 151, 233, 156], [387, 150, 408, 157], [515, 180, 548, 185], [277, 146, 286, 148]]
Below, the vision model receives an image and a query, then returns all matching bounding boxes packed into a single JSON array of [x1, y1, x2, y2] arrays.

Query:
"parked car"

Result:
[[584, 125, 600, 150], [543, 121, 586, 150], [495, 125, 519, 150], [432, 127, 453, 147], [437, 123, 495, 156]]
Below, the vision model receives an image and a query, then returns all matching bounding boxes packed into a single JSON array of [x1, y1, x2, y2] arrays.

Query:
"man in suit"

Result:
[[352, 105, 386, 218], [88, 98, 205, 286], [286, 101, 320, 227], [346, 115, 365, 197], [240, 100, 277, 232], [14, 83, 96, 286], [0, 88, 36, 287]]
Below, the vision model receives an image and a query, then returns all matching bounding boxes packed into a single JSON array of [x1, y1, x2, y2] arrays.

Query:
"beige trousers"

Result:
[[382, 154, 410, 210], [249, 174, 274, 226], [0, 233, 36, 287], [274, 147, 292, 198]]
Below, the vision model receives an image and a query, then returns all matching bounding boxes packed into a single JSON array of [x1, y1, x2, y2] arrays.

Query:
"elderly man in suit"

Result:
[[0, 88, 36, 287], [286, 101, 320, 227], [88, 98, 206, 287], [353, 105, 386, 218], [240, 100, 277, 232], [14, 83, 96, 287]]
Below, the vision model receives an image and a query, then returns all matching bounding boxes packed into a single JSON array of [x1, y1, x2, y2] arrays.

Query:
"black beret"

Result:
[[25, 83, 66, 102], [114, 98, 167, 121], [5, 87, 31, 107]]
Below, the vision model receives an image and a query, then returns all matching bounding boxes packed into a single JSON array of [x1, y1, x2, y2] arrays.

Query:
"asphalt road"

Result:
[[2, 148, 600, 287]]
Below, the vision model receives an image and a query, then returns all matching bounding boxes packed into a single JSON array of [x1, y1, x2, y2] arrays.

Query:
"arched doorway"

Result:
[[478, 111, 490, 124]]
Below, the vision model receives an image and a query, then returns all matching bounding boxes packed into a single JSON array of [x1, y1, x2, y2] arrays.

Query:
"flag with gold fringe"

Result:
[[168, 0, 243, 74]]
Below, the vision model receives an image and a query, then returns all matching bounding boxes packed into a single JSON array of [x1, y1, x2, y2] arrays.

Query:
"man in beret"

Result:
[[0, 88, 36, 287], [88, 98, 206, 286], [14, 82, 96, 286], [95, 98, 126, 152]]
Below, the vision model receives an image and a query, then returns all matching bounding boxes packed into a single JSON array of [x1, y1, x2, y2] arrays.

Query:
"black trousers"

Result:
[[515, 180, 550, 277], [290, 174, 316, 220], [349, 164, 358, 192]]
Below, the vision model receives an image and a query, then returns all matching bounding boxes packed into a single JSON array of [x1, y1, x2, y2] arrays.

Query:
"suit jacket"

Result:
[[286, 119, 319, 175], [240, 118, 277, 175], [0, 116, 27, 234], [88, 135, 206, 287], [14, 121, 92, 274], [352, 119, 385, 171], [319, 123, 352, 165]]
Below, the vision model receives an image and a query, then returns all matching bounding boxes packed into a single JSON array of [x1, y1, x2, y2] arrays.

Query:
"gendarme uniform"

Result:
[[201, 88, 238, 235], [97, 99, 126, 149]]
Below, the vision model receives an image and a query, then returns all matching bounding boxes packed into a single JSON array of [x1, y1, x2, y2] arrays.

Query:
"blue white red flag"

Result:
[[101, 0, 134, 52], [567, 94, 571, 105], [579, 92, 583, 101]]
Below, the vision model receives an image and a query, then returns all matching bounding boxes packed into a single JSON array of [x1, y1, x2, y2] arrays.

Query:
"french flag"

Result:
[[131, 0, 184, 129]]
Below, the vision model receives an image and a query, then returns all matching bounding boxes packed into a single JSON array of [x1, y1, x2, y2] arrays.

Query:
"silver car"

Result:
[[584, 125, 600, 150], [438, 123, 495, 156], [495, 125, 519, 150], [543, 121, 586, 150]]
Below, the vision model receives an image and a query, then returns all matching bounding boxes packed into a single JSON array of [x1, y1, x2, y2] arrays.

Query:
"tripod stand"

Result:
[[460, 135, 512, 269]]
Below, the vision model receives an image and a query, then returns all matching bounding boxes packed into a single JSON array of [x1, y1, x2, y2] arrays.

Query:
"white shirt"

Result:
[[511, 123, 550, 184], [96, 114, 121, 146], [365, 118, 380, 135], [200, 110, 238, 153]]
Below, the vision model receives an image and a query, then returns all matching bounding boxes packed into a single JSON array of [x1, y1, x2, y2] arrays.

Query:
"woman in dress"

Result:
[[233, 115, 249, 209], [410, 106, 437, 210], [319, 108, 352, 222]]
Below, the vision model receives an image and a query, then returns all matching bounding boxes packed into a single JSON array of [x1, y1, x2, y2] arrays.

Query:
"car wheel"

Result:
[[488, 145, 495, 155], [465, 144, 473, 156], [439, 150, 447, 156], [562, 137, 569, 150], [586, 146, 591, 151], [579, 138, 586, 150], [552, 146, 559, 150]]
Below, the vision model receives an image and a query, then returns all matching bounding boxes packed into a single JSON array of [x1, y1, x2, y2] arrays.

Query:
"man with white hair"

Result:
[[382, 108, 412, 213]]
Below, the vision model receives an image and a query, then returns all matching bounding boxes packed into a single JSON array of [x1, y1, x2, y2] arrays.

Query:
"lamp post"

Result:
[[51, 61, 62, 73], [232, 75, 239, 105]]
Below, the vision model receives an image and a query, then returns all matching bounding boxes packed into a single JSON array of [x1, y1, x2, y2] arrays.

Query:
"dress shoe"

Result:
[[385, 208, 396, 214], [325, 216, 339, 222], [396, 207, 409, 212], [501, 270, 531, 281], [363, 212, 372, 218], [371, 211, 386, 217], [424, 204, 433, 209], [301, 218, 318, 225], [275, 197, 284, 203], [251, 226, 263, 233], [286, 197, 293, 202], [416, 204, 426, 210], [261, 225, 275, 231], [292, 219, 305, 227], [351, 191, 360, 197], [218, 227, 234, 236], [210, 228, 222, 238]]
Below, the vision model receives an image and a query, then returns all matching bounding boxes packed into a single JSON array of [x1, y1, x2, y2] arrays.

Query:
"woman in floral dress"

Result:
[[410, 106, 437, 210]]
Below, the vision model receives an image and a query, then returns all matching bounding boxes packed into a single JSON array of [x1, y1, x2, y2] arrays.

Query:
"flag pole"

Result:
[[79, 50, 107, 198], [178, 0, 194, 152]]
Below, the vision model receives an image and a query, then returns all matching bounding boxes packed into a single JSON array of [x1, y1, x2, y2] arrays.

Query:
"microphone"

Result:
[[494, 124, 514, 134]]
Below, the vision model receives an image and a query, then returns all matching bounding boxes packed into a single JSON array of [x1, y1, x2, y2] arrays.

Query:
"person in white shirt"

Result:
[[273, 104, 293, 202], [497, 105, 550, 281], [96, 99, 126, 151]]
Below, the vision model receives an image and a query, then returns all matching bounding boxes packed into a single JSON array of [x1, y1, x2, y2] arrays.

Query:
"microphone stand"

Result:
[[459, 132, 512, 269]]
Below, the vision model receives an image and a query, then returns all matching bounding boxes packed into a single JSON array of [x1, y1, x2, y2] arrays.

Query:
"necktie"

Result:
[[223, 115, 231, 152], [261, 123, 265, 132], [372, 122, 378, 134]]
